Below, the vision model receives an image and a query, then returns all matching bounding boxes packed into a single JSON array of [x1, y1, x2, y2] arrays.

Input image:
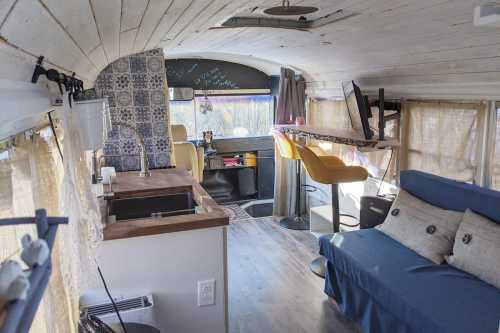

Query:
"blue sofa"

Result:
[[319, 170, 500, 333]]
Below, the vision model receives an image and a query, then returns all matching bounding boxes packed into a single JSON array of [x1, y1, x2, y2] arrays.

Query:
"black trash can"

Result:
[[237, 168, 257, 197], [110, 322, 160, 333]]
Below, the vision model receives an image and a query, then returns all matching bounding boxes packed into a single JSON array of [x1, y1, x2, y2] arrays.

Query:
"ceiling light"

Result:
[[264, 0, 318, 16]]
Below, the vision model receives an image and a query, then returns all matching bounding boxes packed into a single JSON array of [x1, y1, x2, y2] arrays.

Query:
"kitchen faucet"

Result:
[[112, 122, 151, 177], [93, 122, 151, 181]]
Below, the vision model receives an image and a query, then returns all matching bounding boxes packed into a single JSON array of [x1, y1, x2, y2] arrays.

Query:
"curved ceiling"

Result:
[[0, 0, 500, 101]]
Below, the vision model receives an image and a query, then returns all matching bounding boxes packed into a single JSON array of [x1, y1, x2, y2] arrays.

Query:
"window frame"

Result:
[[170, 93, 275, 140]]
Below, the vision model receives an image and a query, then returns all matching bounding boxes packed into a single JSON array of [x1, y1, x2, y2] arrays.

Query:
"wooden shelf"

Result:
[[274, 125, 399, 150], [205, 165, 255, 171]]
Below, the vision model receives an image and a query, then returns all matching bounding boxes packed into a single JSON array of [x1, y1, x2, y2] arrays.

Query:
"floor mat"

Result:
[[222, 204, 252, 222]]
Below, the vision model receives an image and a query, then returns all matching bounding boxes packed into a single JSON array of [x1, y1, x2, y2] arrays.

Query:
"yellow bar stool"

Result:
[[272, 130, 309, 230], [295, 143, 368, 277]]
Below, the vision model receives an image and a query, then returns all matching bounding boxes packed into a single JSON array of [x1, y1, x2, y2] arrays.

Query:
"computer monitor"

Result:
[[342, 81, 373, 140]]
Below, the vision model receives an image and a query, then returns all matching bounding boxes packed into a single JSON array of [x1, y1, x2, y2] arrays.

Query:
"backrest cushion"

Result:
[[400, 170, 500, 225], [171, 124, 188, 141], [377, 189, 464, 264], [447, 209, 500, 289]]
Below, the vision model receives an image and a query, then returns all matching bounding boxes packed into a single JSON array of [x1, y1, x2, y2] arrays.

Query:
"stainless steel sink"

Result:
[[108, 192, 197, 221]]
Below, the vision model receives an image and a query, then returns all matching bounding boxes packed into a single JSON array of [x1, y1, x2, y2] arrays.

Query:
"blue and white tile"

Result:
[[136, 122, 152, 138], [114, 73, 131, 90], [134, 90, 150, 106], [105, 156, 122, 171], [150, 90, 165, 105], [119, 108, 135, 123], [130, 56, 147, 73], [134, 107, 151, 122], [132, 73, 148, 89], [122, 155, 140, 171], [148, 73, 164, 90], [152, 122, 166, 137], [155, 153, 170, 168], [151, 106, 165, 122], [119, 124, 135, 139], [147, 57, 163, 73], [104, 142, 120, 155], [113, 58, 130, 73], [116, 91, 133, 107], [120, 139, 139, 155], [154, 137, 169, 153]]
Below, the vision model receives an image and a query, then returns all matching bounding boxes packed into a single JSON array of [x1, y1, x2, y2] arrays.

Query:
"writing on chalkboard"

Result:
[[165, 59, 271, 90]]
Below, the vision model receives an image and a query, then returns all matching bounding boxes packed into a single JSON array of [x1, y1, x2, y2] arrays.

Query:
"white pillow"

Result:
[[377, 190, 464, 264], [447, 209, 500, 289]]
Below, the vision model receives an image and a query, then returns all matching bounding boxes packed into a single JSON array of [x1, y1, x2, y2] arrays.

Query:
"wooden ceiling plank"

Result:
[[0, 0, 17, 30], [147, 0, 196, 51], [121, 0, 148, 32], [120, 29, 136, 58], [90, 0, 121, 63], [1, 0, 94, 81], [132, 0, 174, 53], [41, 0, 100, 55]]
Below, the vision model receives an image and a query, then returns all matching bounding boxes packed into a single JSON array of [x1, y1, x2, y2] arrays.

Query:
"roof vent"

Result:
[[264, 1, 318, 16], [474, 4, 500, 27]]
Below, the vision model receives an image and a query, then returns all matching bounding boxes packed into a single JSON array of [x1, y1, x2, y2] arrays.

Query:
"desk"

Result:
[[274, 125, 399, 151]]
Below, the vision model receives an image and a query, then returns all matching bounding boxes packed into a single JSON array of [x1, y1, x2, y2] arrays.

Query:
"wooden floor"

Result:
[[227, 215, 360, 333]]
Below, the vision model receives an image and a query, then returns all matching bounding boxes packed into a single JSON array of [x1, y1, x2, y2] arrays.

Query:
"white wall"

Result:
[[84, 226, 228, 333]]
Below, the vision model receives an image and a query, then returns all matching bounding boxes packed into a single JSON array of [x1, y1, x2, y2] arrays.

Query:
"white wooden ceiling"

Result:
[[1, 0, 500, 100]]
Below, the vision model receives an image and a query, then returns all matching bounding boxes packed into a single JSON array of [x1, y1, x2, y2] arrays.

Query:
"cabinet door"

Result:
[[257, 149, 275, 199]]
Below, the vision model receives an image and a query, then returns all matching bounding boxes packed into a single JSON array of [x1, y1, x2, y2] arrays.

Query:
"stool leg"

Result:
[[332, 184, 340, 233], [309, 184, 340, 278], [279, 159, 310, 230]]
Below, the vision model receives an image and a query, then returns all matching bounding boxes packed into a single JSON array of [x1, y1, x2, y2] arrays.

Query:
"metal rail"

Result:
[[0, 209, 68, 333]]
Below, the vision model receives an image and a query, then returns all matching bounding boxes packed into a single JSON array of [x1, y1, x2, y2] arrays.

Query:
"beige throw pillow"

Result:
[[447, 209, 500, 289], [377, 190, 464, 264]]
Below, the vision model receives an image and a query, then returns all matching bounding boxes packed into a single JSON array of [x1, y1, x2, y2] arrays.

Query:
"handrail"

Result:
[[0, 209, 68, 333]]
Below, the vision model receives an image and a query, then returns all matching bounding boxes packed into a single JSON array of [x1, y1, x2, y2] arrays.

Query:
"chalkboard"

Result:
[[165, 59, 271, 90]]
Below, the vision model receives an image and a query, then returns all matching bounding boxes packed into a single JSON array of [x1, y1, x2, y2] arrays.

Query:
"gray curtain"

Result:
[[276, 68, 306, 124], [273, 68, 306, 217]]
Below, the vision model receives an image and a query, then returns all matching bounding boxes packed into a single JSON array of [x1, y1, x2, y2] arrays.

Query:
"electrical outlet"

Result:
[[197, 279, 215, 307]]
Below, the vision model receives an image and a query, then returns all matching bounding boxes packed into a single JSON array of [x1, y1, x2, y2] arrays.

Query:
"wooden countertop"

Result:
[[274, 125, 399, 150], [103, 168, 229, 241]]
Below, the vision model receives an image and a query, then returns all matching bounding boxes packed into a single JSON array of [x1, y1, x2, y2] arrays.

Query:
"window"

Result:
[[403, 102, 481, 183], [170, 95, 274, 140]]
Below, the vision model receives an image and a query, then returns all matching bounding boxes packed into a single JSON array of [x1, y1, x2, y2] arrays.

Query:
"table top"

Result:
[[274, 125, 399, 150]]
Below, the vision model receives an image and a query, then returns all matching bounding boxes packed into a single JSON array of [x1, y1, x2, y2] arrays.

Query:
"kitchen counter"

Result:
[[102, 168, 229, 241]]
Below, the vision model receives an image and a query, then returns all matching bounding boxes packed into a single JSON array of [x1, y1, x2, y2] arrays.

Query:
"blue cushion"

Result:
[[320, 230, 500, 333], [400, 170, 500, 224]]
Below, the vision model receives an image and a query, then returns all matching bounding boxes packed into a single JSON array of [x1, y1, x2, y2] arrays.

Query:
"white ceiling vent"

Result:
[[474, 4, 500, 27]]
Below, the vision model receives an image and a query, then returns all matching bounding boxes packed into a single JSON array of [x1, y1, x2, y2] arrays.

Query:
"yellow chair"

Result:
[[171, 124, 204, 182], [295, 143, 368, 277], [272, 130, 309, 230]]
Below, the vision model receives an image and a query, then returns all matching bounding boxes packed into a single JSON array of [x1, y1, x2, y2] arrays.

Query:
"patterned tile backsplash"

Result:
[[94, 48, 172, 171]]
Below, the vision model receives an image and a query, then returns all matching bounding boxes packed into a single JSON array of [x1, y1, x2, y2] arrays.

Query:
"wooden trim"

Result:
[[103, 212, 228, 241]]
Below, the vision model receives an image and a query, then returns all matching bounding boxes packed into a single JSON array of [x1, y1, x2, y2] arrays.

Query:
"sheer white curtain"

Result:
[[0, 94, 104, 331], [400, 101, 485, 183], [0, 133, 72, 333]]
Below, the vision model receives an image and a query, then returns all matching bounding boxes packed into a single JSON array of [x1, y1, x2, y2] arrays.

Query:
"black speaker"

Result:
[[238, 168, 257, 196], [360, 196, 394, 229]]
